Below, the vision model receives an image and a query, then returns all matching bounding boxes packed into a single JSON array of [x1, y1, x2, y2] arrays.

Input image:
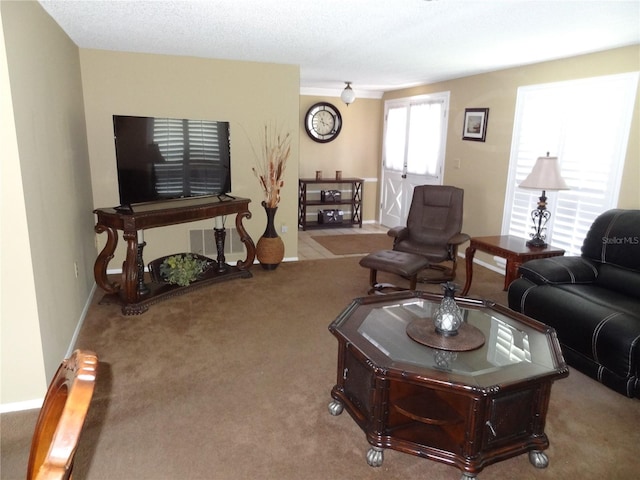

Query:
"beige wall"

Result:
[[384, 45, 640, 266], [1, 1, 95, 404], [81, 50, 300, 264], [299, 96, 383, 222]]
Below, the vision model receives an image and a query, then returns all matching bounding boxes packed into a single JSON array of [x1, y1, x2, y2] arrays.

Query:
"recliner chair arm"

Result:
[[387, 226, 409, 241], [518, 256, 598, 285], [448, 233, 470, 246]]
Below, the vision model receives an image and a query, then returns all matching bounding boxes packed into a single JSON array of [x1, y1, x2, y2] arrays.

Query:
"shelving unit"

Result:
[[298, 177, 363, 230]]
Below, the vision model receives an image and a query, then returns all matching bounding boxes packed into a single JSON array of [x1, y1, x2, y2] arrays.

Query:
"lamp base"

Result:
[[527, 190, 551, 249], [526, 236, 547, 248]]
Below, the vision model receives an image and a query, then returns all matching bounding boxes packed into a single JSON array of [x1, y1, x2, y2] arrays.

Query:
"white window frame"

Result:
[[502, 72, 639, 256]]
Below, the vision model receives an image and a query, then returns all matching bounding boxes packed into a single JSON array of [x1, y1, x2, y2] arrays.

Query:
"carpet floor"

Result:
[[2, 256, 639, 480], [310, 233, 393, 255]]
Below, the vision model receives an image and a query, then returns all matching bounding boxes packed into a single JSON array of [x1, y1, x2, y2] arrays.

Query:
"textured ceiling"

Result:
[[39, 0, 640, 96]]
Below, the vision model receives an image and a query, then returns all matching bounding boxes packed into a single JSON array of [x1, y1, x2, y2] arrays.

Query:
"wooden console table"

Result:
[[462, 235, 564, 296], [94, 196, 255, 315]]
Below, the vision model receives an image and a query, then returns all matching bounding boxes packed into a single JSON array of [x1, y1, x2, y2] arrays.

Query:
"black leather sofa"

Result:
[[508, 209, 640, 398]]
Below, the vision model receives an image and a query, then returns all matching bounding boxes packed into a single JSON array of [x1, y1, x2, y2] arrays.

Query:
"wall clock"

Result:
[[304, 102, 342, 143]]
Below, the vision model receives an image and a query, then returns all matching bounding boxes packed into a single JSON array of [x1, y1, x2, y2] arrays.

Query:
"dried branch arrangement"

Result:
[[251, 124, 291, 208]]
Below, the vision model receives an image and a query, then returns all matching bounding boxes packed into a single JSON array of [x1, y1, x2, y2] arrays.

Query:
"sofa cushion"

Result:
[[510, 280, 640, 382], [561, 345, 639, 399], [519, 256, 598, 285], [594, 263, 640, 299]]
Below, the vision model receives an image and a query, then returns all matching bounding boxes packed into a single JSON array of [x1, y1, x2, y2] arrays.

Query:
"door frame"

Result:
[[379, 92, 450, 228]]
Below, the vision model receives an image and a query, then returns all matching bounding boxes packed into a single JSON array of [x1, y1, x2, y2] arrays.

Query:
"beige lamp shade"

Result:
[[519, 155, 569, 191]]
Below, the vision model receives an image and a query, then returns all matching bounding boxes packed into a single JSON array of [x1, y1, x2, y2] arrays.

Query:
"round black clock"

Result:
[[304, 102, 342, 143]]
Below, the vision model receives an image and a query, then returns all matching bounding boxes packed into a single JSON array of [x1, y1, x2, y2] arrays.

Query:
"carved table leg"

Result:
[[94, 224, 120, 294], [136, 241, 150, 297], [235, 210, 256, 269], [461, 244, 477, 296], [121, 230, 140, 305], [504, 259, 522, 291], [214, 227, 228, 272]]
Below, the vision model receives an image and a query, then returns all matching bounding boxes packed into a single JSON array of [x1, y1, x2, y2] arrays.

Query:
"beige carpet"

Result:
[[311, 233, 393, 255], [2, 257, 639, 480]]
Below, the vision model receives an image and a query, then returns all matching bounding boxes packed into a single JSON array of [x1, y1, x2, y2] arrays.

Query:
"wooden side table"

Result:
[[462, 235, 564, 296]]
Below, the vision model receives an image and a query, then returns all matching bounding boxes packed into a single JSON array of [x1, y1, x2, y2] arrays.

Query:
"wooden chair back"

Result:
[[27, 350, 98, 480]]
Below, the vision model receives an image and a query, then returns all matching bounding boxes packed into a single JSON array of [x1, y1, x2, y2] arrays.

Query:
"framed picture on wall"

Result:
[[462, 108, 489, 142]]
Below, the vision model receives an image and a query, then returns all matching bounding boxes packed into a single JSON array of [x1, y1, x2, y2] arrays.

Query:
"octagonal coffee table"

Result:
[[328, 291, 568, 479]]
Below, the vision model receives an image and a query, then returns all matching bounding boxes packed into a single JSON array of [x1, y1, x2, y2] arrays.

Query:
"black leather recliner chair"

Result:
[[508, 209, 640, 398]]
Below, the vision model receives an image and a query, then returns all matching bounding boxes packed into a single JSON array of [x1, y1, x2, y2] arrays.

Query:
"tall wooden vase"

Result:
[[256, 201, 285, 270]]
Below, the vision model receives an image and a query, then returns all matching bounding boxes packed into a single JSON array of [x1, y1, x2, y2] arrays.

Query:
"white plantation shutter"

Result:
[[153, 118, 185, 196], [502, 72, 639, 256], [490, 320, 531, 366], [153, 118, 228, 197], [186, 120, 227, 195]]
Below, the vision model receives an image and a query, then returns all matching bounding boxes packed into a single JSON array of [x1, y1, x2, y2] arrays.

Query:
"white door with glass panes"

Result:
[[380, 93, 449, 228]]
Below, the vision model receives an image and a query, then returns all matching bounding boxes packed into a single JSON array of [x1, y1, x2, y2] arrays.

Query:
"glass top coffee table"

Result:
[[328, 291, 568, 480]]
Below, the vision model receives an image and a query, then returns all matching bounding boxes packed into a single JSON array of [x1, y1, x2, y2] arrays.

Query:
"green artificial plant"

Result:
[[159, 254, 208, 287]]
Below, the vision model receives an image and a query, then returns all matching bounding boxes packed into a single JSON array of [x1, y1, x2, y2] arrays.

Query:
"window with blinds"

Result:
[[153, 118, 229, 197], [502, 72, 639, 256]]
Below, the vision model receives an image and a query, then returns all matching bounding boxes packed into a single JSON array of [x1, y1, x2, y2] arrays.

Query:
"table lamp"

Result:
[[519, 153, 569, 247]]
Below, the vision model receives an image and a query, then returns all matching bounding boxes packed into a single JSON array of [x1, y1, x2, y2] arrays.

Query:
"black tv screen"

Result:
[[113, 115, 231, 207]]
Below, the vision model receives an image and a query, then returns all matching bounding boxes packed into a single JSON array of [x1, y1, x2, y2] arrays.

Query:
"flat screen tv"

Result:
[[113, 115, 231, 207]]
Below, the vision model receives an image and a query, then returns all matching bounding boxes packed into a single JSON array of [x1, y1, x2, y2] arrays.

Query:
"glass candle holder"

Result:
[[433, 282, 463, 336]]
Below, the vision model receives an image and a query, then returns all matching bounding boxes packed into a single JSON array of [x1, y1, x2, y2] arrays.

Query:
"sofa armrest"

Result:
[[519, 256, 598, 285]]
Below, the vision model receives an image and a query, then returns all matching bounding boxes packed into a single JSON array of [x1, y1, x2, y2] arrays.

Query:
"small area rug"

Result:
[[311, 233, 393, 255]]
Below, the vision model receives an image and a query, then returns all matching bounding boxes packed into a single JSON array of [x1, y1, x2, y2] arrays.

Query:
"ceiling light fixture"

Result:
[[340, 82, 355, 106]]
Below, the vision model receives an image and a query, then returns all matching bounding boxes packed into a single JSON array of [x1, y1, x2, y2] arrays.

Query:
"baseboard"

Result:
[[0, 398, 42, 414], [458, 251, 505, 276], [66, 283, 98, 358], [473, 256, 505, 275], [1, 283, 97, 414]]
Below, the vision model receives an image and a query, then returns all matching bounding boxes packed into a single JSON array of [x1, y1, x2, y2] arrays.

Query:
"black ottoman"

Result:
[[359, 250, 430, 294]]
